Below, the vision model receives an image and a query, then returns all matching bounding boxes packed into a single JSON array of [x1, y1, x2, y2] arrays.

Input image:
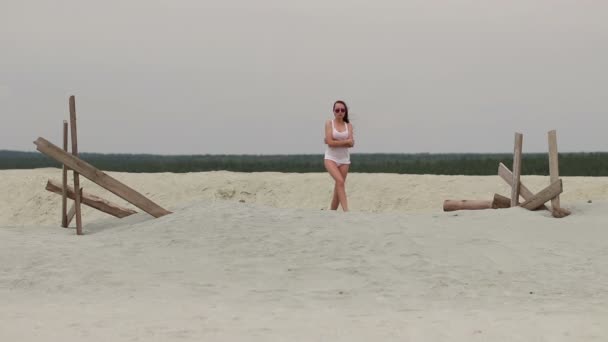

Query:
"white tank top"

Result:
[[324, 120, 350, 164]]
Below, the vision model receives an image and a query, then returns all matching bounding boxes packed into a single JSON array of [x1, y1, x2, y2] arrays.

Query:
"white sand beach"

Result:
[[1, 168, 608, 341]]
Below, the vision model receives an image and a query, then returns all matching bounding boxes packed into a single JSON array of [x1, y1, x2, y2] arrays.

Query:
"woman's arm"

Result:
[[324, 120, 353, 147], [347, 123, 354, 148]]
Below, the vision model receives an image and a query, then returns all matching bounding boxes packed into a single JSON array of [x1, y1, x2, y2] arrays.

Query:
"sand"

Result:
[[1, 168, 608, 341]]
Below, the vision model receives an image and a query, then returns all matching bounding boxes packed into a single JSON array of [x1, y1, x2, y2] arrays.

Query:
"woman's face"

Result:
[[333, 103, 346, 119]]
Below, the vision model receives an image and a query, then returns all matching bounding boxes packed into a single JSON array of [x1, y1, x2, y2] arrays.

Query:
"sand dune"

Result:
[[1, 169, 608, 341], [1, 168, 607, 226]]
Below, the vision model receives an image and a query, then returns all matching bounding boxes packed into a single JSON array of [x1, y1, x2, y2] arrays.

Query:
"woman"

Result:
[[324, 100, 354, 211]]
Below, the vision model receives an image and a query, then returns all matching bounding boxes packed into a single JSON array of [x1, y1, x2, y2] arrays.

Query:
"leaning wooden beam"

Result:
[[520, 179, 563, 210], [61, 120, 69, 228], [498, 162, 548, 210], [70, 96, 83, 235], [511, 132, 523, 207], [46, 180, 137, 218], [34, 137, 171, 218]]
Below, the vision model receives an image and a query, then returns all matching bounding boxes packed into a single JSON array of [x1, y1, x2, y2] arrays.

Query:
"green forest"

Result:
[[1, 150, 607, 176]]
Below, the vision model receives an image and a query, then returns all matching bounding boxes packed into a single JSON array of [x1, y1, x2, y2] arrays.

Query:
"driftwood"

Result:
[[499, 162, 570, 217], [46, 180, 137, 218], [498, 163, 548, 211], [34, 137, 171, 218], [520, 180, 563, 210], [447, 131, 570, 218], [443, 193, 511, 212]]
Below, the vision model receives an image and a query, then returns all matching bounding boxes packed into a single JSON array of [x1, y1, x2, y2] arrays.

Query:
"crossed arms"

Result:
[[324, 120, 354, 148]]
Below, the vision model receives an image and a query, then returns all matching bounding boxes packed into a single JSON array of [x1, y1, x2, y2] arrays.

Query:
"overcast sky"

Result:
[[1, 0, 607, 154]]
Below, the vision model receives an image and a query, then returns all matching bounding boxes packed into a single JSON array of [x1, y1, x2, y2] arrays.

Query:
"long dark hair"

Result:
[[333, 100, 349, 123]]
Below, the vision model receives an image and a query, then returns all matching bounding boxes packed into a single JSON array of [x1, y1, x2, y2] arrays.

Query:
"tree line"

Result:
[[1, 150, 607, 176]]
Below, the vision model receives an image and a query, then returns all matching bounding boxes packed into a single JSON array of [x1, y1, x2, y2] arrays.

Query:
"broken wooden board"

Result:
[[46, 180, 137, 218]]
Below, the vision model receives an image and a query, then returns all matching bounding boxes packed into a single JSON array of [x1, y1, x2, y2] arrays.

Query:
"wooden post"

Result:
[[511, 132, 523, 207], [548, 130, 561, 210], [61, 120, 69, 228], [34, 137, 172, 218], [70, 96, 83, 235]]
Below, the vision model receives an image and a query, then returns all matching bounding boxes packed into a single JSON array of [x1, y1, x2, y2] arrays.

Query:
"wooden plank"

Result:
[[497, 162, 549, 210], [65, 187, 81, 227], [511, 132, 523, 207], [70, 96, 83, 235], [34, 137, 172, 218], [548, 130, 561, 210], [61, 120, 68, 228], [66, 203, 76, 227], [46, 180, 137, 218], [520, 179, 563, 210], [491, 193, 511, 209]]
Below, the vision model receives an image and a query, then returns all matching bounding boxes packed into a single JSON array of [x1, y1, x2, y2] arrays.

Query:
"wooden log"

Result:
[[443, 193, 511, 212], [498, 163, 549, 211], [492, 193, 511, 209], [548, 130, 561, 210], [46, 180, 137, 218], [520, 179, 563, 210], [443, 199, 492, 211], [34, 137, 172, 218], [511, 132, 523, 207], [70, 96, 83, 235], [61, 120, 68, 228]]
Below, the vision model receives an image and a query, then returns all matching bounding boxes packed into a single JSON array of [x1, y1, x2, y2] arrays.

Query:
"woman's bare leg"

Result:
[[337, 164, 350, 210], [331, 184, 340, 210], [325, 160, 349, 211], [331, 164, 350, 210]]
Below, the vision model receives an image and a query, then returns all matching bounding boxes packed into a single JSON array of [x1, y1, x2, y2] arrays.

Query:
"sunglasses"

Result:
[[334, 108, 346, 113]]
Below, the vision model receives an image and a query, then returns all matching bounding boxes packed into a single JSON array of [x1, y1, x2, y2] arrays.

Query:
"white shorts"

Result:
[[324, 156, 351, 167]]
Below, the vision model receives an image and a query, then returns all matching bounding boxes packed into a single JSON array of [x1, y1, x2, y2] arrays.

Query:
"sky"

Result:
[[1, 0, 607, 155]]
